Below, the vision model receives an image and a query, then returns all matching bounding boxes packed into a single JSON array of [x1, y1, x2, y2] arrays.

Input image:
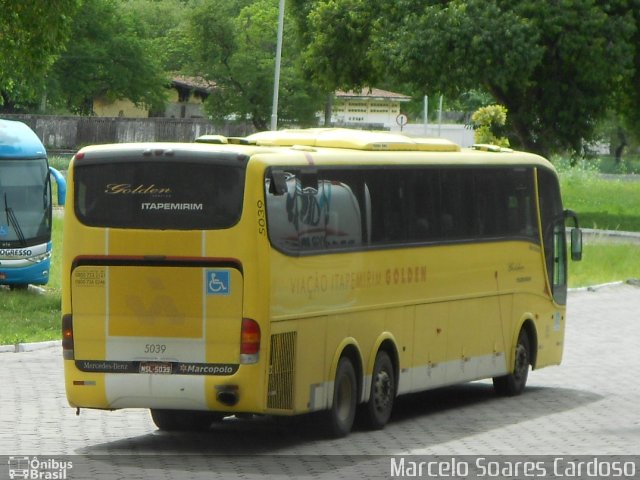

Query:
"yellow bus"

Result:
[[62, 128, 582, 437]]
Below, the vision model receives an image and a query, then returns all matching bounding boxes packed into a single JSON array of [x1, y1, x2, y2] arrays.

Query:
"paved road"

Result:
[[1, 283, 639, 479]]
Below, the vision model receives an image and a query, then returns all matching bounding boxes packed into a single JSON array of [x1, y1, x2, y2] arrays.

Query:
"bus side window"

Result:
[[322, 179, 362, 249], [265, 168, 364, 253], [364, 170, 408, 245]]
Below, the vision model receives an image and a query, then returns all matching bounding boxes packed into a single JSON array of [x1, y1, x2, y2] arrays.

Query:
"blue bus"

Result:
[[0, 119, 66, 289]]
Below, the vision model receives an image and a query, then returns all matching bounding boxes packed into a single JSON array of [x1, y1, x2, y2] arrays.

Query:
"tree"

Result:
[[295, 0, 639, 157], [291, 0, 381, 92], [122, 0, 194, 73], [471, 105, 510, 148], [46, 0, 168, 114], [0, 0, 81, 110], [612, 0, 640, 158], [188, 0, 323, 130]]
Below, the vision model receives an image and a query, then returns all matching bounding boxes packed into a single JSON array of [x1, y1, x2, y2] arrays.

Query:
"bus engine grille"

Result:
[[267, 331, 297, 410]]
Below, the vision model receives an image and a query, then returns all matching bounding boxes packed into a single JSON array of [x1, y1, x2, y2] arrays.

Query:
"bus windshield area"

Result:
[[0, 158, 51, 247]]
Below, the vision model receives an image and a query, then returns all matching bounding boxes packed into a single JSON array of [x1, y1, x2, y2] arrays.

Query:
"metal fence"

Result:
[[0, 114, 253, 151]]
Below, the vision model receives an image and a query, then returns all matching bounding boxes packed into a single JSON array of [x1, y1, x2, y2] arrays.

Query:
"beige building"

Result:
[[92, 97, 148, 118], [93, 76, 215, 119]]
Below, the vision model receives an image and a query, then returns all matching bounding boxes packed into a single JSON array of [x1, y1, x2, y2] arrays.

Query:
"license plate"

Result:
[[139, 362, 172, 374]]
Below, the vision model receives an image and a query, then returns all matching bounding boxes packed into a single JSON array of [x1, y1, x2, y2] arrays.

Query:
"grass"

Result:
[[49, 154, 73, 172], [570, 242, 640, 288], [556, 157, 640, 231], [1, 156, 639, 345], [0, 216, 63, 344]]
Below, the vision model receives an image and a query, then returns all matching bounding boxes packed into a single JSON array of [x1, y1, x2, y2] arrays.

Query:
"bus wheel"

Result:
[[493, 329, 531, 396], [326, 357, 357, 438], [150, 409, 223, 431], [359, 351, 395, 430]]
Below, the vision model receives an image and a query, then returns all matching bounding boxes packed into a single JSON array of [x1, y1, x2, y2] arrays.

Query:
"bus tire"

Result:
[[325, 357, 357, 438], [359, 350, 395, 430], [493, 329, 530, 396], [150, 409, 223, 431]]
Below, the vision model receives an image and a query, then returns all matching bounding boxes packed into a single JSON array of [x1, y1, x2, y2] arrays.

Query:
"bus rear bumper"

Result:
[[64, 359, 266, 414]]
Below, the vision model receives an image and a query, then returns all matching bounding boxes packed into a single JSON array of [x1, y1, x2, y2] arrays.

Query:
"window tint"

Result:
[[75, 160, 245, 229], [0, 158, 51, 244], [266, 165, 539, 254]]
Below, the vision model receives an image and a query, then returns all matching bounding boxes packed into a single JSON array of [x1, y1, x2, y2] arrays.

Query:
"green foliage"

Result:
[[188, 0, 323, 130], [121, 0, 194, 73], [615, 2, 640, 137], [293, 0, 639, 157], [299, 0, 382, 92], [471, 105, 510, 147], [46, 0, 168, 114], [0, 0, 81, 110], [379, 0, 636, 156]]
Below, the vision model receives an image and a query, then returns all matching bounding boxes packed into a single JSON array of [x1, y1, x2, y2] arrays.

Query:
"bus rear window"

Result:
[[74, 160, 245, 229]]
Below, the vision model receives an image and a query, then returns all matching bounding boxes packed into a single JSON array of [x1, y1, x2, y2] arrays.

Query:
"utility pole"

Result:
[[270, 0, 285, 131]]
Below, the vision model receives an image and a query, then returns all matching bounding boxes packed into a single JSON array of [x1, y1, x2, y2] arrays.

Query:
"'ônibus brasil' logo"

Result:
[[7, 456, 73, 479]]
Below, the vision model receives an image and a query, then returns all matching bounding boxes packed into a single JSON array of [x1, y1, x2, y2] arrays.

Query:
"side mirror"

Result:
[[49, 167, 67, 206], [268, 170, 288, 196], [564, 209, 582, 261], [570, 228, 582, 261]]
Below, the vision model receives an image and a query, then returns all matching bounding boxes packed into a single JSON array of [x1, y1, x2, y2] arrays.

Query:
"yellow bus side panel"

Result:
[[72, 266, 108, 360], [269, 240, 561, 412], [108, 229, 203, 257], [64, 363, 109, 409]]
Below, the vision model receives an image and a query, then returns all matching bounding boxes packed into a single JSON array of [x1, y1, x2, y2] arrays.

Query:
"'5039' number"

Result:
[[144, 344, 167, 354]]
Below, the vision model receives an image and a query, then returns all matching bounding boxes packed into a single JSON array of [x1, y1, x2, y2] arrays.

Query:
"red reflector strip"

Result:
[[73, 380, 96, 386]]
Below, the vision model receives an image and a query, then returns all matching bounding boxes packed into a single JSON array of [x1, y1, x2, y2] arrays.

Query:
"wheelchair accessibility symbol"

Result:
[[206, 270, 230, 295]]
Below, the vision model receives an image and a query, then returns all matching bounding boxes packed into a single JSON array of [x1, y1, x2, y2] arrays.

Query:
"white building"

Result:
[[329, 88, 412, 129]]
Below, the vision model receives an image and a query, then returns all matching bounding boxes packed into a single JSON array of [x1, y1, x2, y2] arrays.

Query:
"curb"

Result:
[[582, 228, 640, 244], [569, 278, 640, 293], [0, 340, 61, 354]]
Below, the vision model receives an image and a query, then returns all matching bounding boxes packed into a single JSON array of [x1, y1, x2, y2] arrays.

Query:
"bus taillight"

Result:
[[62, 314, 74, 360], [240, 318, 260, 364]]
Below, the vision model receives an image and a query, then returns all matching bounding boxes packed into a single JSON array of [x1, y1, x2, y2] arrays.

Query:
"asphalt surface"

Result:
[[1, 283, 639, 479]]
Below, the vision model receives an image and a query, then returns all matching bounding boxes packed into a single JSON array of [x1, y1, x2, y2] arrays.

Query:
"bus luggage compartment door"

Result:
[[70, 263, 243, 410]]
